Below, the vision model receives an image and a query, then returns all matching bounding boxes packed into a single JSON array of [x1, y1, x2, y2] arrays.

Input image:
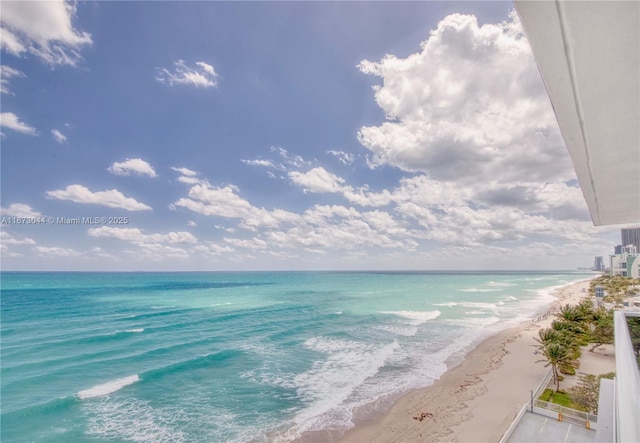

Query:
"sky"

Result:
[[0, 1, 628, 271]]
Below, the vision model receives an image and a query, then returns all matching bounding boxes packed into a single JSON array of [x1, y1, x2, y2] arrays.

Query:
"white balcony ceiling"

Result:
[[514, 1, 640, 225]]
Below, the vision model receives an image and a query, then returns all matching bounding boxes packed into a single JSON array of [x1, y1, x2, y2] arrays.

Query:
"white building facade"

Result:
[[610, 245, 640, 278]]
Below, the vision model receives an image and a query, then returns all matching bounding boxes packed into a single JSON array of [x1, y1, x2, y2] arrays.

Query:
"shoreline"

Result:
[[337, 277, 595, 443]]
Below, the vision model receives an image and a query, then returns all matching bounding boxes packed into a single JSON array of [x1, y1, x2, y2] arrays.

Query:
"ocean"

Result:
[[0, 271, 591, 442]]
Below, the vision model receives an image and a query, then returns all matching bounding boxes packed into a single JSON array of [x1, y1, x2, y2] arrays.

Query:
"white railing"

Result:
[[531, 369, 553, 402], [533, 399, 597, 427], [613, 311, 640, 442]]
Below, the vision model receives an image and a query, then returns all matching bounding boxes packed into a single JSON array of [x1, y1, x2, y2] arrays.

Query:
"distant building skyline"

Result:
[[594, 256, 605, 271], [621, 227, 640, 253]]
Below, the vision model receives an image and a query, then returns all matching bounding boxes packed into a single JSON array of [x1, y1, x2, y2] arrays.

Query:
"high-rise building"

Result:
[[621, 227, 640, 252], [594, 256, 605, 271]]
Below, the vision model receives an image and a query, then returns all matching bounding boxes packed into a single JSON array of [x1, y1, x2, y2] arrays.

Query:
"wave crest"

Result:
[[77, 375, 139, 400]]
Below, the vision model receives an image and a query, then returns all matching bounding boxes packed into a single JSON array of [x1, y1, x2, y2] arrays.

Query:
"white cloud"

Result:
[[108, 158, 157, 178], [187, 220, 197, 227], [46, 184, 152, 211], [171, 166, 205, 185], [156, 60, 218, 88], [192, 243, 235, 255], [271, 146, 313, 169], [1, 65, 25, 94], [0, 0, 92, 66], [242, 159, 277, 168], [51, 129, 67, 144], [34, 246, 80, 257], [1, 203, 42, 217], [88, 226, 197, 244], [173, 184, 262, 220], [0, 112, 37, 135], [327, 150, 355, 165], [224, 237, 269, 250], [171, 166, 198, 177], [289, 167, 347, 194], [1, 231, 36, 246], [357, 11, 570, 186]]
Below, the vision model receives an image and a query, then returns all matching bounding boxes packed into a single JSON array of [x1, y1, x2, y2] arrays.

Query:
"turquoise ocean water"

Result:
[[1, 271, 592, 442]]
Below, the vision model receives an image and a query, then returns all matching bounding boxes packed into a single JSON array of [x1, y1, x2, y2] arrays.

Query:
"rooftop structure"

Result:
[[514, 1, 640, 226], [512, 1, 640, 441]]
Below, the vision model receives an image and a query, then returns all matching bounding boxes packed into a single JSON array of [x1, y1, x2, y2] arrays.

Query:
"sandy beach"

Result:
[[340, 278, 601, 443]]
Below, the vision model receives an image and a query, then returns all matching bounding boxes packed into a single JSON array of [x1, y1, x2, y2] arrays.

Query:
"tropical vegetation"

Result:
[[534, 296, 614, 391]]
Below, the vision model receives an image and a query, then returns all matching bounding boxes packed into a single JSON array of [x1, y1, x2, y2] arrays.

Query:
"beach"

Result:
[[340, 278, 597, 443]]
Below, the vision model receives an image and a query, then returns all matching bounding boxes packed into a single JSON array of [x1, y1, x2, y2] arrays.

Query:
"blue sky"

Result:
[[0, 1, 624, 271]]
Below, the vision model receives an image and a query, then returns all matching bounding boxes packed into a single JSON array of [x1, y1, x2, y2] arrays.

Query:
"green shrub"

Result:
[[539, 388, 553, 401]]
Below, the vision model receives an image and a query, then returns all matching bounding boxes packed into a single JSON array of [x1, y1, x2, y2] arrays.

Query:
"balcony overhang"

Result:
[[514, 1, 640, 225]]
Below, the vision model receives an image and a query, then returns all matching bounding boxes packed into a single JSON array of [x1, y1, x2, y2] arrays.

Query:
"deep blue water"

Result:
[[1, 271, 592, 442]]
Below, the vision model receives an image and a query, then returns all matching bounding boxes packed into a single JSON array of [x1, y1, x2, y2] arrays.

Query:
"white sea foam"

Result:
[[487, 281, 517, 287], [503, 296, 518, 301], [271, 337, 400, 441], [448, 316, 501, 328], [458, 288, 501, 293], [77, 375, 140, 399], [83, 397, 187, 443], [376, 324, 419, 337], [435, 301, 500, 311], [126, 328, 145, 333], [211, 302, 232, 307], [379, 310, 441, 326], [433, 301, 458, 307]]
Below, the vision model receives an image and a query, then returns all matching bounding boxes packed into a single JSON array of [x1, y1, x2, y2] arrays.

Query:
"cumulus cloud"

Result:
[[289, 167, 347, 194], [172, 175, 419, 253], [88, 226, 197, 244], [0, 0, 92, 66], [357, 11, 570, 185], [1, 65, 25, 94], [46, 184, 152, 211], [51, 129, 67, 144], [1, 203, 42, 217], [172, 183, 282, 230], [0, 112, 37, 135], [156, 60, 218, 88], [108, 158, 157, 178]]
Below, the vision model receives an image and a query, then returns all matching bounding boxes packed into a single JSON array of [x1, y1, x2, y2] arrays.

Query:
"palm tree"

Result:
[[576, 299, 595, 322], [537, 342, 574, 392], [590, 310, 613, 352], [534, 328, 562, 349], [556, 304, 584, 323]]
